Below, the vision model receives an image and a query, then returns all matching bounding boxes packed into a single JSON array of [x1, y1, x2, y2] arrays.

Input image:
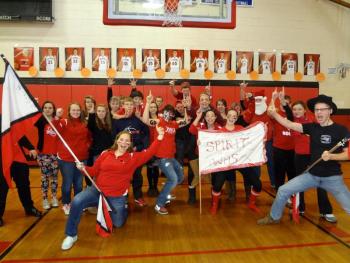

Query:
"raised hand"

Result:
[[240, 81, 248, 89], [146, 90, 153, 104], [130, 78, 137, 87], [271, 88, 279, 101], [156, 125, 165, 140], [108, 77, 115, 87], [278, 86, 286, 105]]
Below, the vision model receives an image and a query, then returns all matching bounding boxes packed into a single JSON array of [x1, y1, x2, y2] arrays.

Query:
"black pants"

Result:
[[147, 157, 159, 189], [175, 136, 197, 185], [273, 147, 296, 189], [212, 167, 261, 193], [0, 162, 34, 217], [132, 166, 143, 199], [295, 154, 332, 214], [212, 170, 229, 193]]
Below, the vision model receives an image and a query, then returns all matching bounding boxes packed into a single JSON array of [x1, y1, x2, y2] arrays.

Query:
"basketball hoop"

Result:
[[162, 0, 182, 27]]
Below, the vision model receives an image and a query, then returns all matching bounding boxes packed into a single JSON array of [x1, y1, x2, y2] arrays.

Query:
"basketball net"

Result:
[[162, 0, 182, 27]]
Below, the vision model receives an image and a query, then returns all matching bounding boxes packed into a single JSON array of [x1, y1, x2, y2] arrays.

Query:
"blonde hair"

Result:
[[110, 131, 133, 152]]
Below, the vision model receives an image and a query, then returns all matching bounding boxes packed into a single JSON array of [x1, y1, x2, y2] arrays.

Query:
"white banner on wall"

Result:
[[198, 122, 266, 174]]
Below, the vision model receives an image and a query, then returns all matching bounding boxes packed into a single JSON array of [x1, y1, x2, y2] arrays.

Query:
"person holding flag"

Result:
[[0, 122, 42, 227], [1, 55, 43, 226], [258, 94, 350, 225], [61, 125, 165, 250]]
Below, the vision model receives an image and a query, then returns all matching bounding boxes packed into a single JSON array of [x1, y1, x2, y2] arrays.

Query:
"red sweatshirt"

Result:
[[292, 115, 313, 155], [272, 111, 294, 150], [53, 118, 91, 161], [86, 139, 161, 197]]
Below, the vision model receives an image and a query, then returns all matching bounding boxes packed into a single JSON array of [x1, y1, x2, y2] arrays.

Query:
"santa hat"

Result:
[[254, 90, 265, 98]]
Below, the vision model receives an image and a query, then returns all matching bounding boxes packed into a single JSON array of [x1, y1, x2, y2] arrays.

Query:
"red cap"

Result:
[[254, 90, 265, 97]]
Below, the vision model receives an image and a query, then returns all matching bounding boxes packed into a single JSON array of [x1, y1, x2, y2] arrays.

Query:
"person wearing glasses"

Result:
[[258, 94, 350, 225]]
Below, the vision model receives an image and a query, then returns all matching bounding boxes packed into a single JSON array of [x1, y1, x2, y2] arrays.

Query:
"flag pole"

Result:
[[41, 113, 103, 194], [199, 172, 202, 215], [303, 137, 349, 174]]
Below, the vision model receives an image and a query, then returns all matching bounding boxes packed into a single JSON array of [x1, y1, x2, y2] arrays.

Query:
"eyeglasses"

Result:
[[314, 107, 330, 112]]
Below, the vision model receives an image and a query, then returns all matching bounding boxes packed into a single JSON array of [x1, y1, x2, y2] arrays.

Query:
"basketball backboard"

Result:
[[103, 0, 236, 29]]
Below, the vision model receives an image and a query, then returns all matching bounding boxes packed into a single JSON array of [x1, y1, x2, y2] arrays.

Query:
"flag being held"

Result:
[[1, 55, 41, 187], [198, 122, 267, 174], [96, 194, 113, 237]]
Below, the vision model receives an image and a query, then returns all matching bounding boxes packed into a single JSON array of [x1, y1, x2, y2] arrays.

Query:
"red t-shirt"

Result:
[[221, 125, 244, 132], [155, 118, 179, 158], [41, 123, 58, 154], [272, 111, 294, 150]]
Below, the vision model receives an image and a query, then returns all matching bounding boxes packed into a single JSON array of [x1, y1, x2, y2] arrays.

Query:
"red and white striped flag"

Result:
[[96, 194, 113, 237], [1, 56, 41, 187], [291, 193, 300, 223]]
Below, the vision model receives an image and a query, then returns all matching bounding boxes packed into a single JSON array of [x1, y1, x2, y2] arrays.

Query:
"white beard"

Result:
[[255, 100, 267, 115]]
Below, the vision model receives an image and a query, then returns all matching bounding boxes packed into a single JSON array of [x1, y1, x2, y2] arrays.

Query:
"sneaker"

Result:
[[299, 210, 305, 216], [257, 215, 280, 225], [61, 235, 78, 250], [154, 205, 168, 215], [43, 199, 50, 210], [51, 197, 59, 208], [321, 213, 337, 223], [25, 207, 42, 217], [134, 198, 147, 207], [62, 204, 71, 216], [167, 194, 176, 200]]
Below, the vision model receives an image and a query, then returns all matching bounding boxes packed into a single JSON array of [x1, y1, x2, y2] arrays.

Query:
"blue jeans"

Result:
[[156, 158, 184, 207], [65, 186, 128, 236], [58, 159, 85, 204], [270, 172, 350, 220]]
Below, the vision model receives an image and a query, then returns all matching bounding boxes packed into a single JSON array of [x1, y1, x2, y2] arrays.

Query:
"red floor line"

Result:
[[2, 241, 339, 263]]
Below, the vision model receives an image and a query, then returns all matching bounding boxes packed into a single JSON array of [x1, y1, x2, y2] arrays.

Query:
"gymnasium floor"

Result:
[[0, 164, 349, 263]]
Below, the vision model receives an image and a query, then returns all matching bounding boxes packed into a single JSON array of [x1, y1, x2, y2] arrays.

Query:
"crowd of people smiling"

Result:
[[1, 79, 349, 251]]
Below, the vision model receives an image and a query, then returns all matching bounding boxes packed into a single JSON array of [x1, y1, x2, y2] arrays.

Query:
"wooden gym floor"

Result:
[[0, 164, 349, 263]]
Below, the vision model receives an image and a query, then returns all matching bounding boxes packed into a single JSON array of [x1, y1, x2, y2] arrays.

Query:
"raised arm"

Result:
[[142, 90, 154, 125], [268, 101, 303, 133], [169, 80, 179, 97]]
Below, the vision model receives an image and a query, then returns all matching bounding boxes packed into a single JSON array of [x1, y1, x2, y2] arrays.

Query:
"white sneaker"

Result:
[[167, 194, 176, 200], [51, 197, 59, 208], [61, 235, 78, 250], [43, 199, 50, 210], [321, 213, 337, 223], [62, 204, 71, 216]]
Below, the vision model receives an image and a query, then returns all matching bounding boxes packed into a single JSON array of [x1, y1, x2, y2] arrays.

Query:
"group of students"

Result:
[[1, 79, 349, 251]]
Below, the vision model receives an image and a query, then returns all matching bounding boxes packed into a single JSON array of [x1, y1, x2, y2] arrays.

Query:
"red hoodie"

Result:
[[54, 118, 91, 161], [86, 139, 161, 196]]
